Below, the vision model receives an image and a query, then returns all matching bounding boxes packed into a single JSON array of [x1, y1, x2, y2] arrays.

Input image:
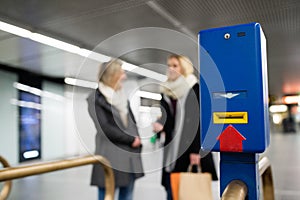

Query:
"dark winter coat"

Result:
[[87, 89, 144, 187], [159, 83, 218, 187]]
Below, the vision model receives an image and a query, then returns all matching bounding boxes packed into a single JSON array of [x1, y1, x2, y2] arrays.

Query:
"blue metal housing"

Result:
[[199, 23, 270, 153]]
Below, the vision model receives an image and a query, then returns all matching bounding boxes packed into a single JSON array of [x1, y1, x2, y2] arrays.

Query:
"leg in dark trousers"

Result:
[[162, 170, 173, 200]]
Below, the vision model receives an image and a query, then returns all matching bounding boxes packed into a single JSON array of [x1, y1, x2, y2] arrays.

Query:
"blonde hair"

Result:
[[168, 54, 194, 77], [98, 59, 123, 85]]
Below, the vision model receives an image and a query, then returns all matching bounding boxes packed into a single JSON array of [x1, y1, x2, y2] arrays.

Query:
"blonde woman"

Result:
[[87, 59, 144, 200], [153, 55, 217, 200]]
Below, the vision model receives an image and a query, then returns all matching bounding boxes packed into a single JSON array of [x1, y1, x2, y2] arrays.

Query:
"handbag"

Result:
[[171, 165, 213, 200]]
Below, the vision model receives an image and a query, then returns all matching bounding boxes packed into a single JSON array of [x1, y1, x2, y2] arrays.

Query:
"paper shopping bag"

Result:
[[171, 164, 213, 200], [178, 172, 213, 200]]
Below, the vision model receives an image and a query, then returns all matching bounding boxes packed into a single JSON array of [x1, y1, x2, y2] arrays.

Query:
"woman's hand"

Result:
[[132, 137, 142, 148], [190, 153, 201, 166], [152, 122, 164, 133]]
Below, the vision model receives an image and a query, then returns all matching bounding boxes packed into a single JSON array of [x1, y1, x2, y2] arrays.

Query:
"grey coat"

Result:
[[87, 89, 144, 187]]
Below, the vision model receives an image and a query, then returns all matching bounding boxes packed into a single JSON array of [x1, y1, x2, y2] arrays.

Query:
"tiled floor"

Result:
[[264, 132, 300, 200], [2, 132, 300, 199]]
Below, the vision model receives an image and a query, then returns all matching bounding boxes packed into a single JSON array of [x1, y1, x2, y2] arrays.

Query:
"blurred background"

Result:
[[0, 0, 300, 199]]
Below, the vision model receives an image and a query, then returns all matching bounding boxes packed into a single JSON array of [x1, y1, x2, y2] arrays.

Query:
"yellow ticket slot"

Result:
[[213, 112, 248, 124]]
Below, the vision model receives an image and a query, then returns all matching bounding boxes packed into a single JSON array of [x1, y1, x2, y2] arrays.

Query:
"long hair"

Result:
[[168, 54, 194, 77], [98, 59, 123, 84]]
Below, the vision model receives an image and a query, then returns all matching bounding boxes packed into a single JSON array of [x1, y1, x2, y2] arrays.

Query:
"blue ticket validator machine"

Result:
[[199, 23, 269, 199]]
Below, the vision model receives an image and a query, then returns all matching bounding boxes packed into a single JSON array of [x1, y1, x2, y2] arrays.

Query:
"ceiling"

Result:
[[0, 0, 299, 97]]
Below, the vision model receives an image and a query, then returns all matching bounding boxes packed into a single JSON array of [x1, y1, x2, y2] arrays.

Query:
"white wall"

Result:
[[0, 70, 18, 165], [41, 81, 65, 160], [64, 85, 96, 156], [0, 75, 147, 164]]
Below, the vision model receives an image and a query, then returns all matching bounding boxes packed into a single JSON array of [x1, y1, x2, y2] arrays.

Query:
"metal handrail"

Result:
[[0, 156, 12, 200], [0, 155, 115, 200], [259, 157, 275, 200], [221, 180, 248, 200], [221, 156, 275, 200]]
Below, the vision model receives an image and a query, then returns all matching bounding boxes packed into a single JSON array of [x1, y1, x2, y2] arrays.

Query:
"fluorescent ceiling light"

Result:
[[13, 82, 65, 101], [123, 62, 167, 82], [132, 67, 167, 82], [42, 91, 65, 101], [0, 21, 31, 38], [64, 77, 98, 89], [0, 20, 168, 82], [30, 33, 81, 54], [0, 20, 111, 62], [282, 95, 300, 105], [136, 90, 162, 100], [10, 99, 42, 110], [78, 48, 111, 62], [269, 105, 288, 113], [13, 82, 42, 95], [272, 114, 282, 124], [122, 62, 138, 71], [23, 150, 39, 159]]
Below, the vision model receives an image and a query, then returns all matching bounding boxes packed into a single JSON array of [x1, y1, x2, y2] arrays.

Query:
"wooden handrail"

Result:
[[0, 155, 115, 200]]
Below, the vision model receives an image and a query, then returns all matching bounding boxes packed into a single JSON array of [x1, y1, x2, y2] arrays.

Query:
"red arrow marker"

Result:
[[217, 125, 246, 152]]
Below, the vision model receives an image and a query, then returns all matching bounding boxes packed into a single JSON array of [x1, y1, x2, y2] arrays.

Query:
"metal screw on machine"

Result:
[[224, 33, 230, 39]]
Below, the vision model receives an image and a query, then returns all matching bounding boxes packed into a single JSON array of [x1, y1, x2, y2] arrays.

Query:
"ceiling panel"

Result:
[[120, 49, 170, 74], [0, 0, 299, 97], [42, 4, 177, 48], [17, 47, 102, 80], [0, 33, 98, 78], [0, 35, 59, 63], [0, 0, 146, 28], [0, 30, 10, 38], [20, 52, 82, 77]]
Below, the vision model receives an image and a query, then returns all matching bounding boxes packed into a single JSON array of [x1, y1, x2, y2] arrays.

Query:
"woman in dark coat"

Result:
[[87, 59, 144, 200], [153, 55, 218, 200]]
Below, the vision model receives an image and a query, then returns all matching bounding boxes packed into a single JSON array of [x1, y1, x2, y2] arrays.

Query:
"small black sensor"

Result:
[[237, 32, 246, 37]]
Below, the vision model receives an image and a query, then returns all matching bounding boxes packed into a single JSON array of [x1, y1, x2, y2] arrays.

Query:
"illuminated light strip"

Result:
[[0, 20, 167, 81], [122, 62, 138, 71], [272, 114, 282, 124], [139, 106, 161, 114], [64, 67, 168, 88], [10, 99, 42, 110], [0, 21, 110, 62], [77, 48, 111, 62], [64, 77, 98, 89], [23, 150, 39, 159], [13, 82, 65, 101], [269, 105, 288, 113], [30, 33, 81, 54], [131, 67, 167, 82], [0, 21, 31, 38], [136, 90, 162, 100], [282, 95, 300, 105]]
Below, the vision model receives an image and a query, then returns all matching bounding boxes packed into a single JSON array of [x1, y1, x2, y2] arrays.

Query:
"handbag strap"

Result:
[[187, 164, 202, 173]]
